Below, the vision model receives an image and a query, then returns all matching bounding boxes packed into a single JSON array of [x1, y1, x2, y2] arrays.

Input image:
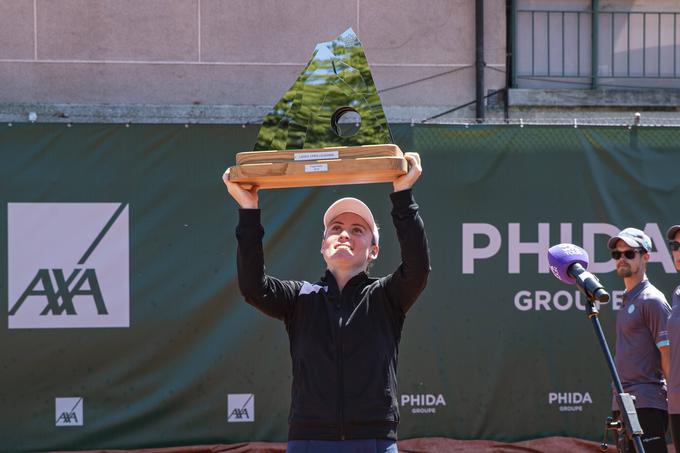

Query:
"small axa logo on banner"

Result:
[[548, 392, 593, 412], [227, 393, 255, 422], [55, 397, 83, 427], [7, 203, 129, 328], [400, 394, 447, 414]]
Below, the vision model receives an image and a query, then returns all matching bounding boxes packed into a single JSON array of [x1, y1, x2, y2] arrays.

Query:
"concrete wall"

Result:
[[0, 0, 507, 123]]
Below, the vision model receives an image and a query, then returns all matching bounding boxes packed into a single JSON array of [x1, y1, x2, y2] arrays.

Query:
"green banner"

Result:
[[1, 123, 679, 451]]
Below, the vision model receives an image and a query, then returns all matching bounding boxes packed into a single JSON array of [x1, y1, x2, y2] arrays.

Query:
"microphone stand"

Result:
[[586, 295, 645, 453]]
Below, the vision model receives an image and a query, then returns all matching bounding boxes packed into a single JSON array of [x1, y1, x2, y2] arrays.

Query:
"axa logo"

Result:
[[8, 203, 130, 328], [11, 269, 107, 316], [55, 397, 83, 426], [400, 393, 446, 414], [227, 394, 255, 422]]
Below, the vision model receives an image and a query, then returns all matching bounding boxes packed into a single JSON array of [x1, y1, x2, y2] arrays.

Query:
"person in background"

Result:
[[664, 224, 680, 453], [608, 227, 671, 453]]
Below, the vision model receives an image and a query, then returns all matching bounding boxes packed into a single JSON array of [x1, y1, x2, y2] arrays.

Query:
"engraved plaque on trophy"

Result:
[[227, 28, 407, 189]]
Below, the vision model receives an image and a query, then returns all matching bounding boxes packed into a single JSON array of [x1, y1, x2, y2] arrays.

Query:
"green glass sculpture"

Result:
[[254, 28, 393, 151]]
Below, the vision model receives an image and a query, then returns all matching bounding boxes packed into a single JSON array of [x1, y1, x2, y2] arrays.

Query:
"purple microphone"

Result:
[[548, 243, 610, 303]]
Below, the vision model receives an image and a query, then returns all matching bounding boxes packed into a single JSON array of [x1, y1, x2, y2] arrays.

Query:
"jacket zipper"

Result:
[[337, 296, 346, 440]]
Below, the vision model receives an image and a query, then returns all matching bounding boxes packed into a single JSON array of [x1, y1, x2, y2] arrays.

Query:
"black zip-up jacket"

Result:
[[235, 189, 430, 441]]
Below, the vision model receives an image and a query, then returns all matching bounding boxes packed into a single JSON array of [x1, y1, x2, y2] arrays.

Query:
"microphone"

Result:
[[547, 243, 610, 303]]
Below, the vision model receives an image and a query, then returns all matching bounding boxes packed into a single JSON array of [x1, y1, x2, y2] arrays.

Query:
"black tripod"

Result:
[[586, 297, 645, 453]]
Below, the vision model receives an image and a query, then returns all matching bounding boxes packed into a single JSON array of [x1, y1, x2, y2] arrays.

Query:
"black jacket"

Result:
[[235, 189, 430, 441]]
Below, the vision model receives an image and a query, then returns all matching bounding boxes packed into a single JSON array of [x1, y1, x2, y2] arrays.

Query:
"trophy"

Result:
[[227, 28, 407, 189]]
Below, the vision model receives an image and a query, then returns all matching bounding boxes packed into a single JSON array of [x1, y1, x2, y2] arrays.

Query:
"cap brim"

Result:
[[323, 198, 376, 234], [608, 235, 640, 250]]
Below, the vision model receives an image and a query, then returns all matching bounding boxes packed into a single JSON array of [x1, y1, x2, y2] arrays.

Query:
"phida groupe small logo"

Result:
[[400, 393, 447, 414], [55, 397, 83, 426], [227, 393, 255, 422], [548, 391, 593, 412], [7, 203, 129, 328]]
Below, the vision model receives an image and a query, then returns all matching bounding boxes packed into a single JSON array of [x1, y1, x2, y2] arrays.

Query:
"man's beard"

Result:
[[616, 266, 633, 278]]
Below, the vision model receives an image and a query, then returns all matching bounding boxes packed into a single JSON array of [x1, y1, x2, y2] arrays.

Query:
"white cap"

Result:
[[323, 197, 379, 245], [607, 227, 652, 252]]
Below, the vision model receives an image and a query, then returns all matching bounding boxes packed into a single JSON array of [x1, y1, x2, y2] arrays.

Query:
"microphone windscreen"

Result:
[[547, 243, 590, 285]]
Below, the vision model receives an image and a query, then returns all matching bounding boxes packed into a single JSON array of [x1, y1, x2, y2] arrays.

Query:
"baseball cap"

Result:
[[607, 227, 652, 252], [323, 197, 379, 245], [667, 225, 680, 240]]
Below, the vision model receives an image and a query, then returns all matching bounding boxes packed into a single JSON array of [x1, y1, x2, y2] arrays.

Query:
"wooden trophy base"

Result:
[[228, 144, 406, 189]]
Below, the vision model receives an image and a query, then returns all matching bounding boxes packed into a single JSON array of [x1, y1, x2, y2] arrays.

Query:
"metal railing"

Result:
[[511, 2, 680, 88]]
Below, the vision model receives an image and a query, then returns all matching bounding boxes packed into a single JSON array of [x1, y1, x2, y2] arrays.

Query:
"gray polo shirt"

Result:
[[667, 284, 680, 414], [612, 279, 671, 412]]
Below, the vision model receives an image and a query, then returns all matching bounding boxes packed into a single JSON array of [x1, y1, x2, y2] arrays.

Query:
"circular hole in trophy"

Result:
[[331, 107, 362, 137]]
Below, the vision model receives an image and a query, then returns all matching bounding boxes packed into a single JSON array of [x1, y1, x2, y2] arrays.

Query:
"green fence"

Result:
[[1, 123, 679, 451]]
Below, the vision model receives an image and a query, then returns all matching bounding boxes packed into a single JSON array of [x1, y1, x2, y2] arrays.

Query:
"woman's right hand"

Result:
[[222, 168, 259, 209]]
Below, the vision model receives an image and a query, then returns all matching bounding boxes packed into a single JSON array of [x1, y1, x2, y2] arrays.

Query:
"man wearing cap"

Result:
[[223, 152, 429, 453], [664, 224, 680, 452], [609, 227, 671, 453]]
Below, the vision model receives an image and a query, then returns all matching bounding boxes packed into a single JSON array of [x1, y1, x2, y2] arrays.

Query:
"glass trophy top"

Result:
[[254, 28, 393, 151]]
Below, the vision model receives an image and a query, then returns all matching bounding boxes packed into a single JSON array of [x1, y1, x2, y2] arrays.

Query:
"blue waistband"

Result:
[[286, 439, 398, 453]]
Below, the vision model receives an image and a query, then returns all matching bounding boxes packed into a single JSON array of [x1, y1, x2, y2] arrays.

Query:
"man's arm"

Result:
[[661, 346, 670, 382], [384, 153, 431, 314], [642, 293, 672, 381]]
